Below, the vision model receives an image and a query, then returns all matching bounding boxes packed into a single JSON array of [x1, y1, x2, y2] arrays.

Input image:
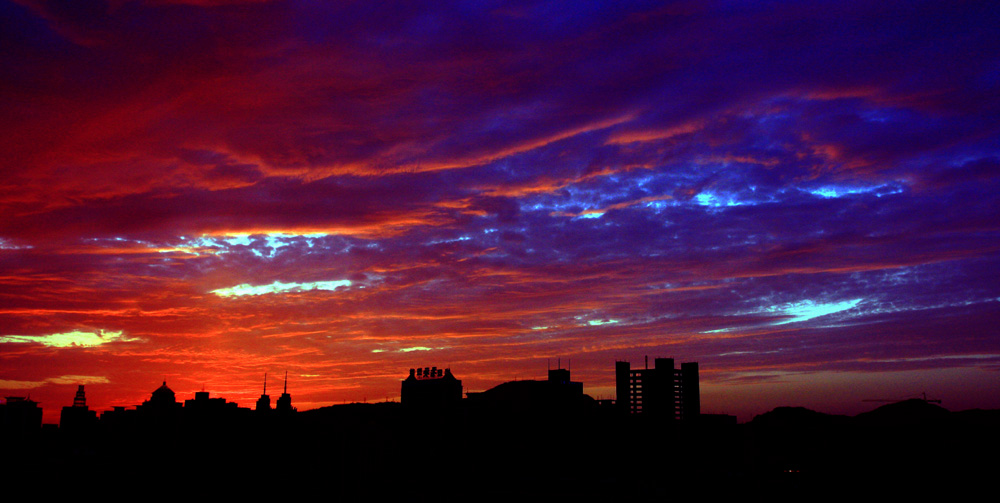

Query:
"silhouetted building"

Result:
[[147, 381, 178, 406], [184, 390, 248, 428], [275, 372, 296, 414], [546, 367, 584, 396], [616, 357, 699, 420], [1, 396, 43, 434], [99, 406, 132, 429], [255, 373, 271, 412], [401, 366, 462, 407], [185, 390, 241, 412], [136, 381, 183, 423], [60, 385, 97, 432]]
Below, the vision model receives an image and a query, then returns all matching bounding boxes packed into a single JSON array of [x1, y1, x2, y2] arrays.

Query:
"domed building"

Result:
[[150, 381, 176, 404], [136, 381, 182, 421]]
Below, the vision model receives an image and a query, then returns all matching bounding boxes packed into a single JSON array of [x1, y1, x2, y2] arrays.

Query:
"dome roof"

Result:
[[150, 381, 176, 403]]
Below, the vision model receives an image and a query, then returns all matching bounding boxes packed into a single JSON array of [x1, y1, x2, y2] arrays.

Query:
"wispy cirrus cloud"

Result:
[[0, 330, 138, 348]]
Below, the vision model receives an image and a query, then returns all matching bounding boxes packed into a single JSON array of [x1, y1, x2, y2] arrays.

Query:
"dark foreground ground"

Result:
[[4, 399, 997, 498]]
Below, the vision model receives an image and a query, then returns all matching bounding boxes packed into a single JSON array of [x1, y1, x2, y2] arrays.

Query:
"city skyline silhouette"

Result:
[[1, 358, 986, 430], [4, 360, 997, 497]]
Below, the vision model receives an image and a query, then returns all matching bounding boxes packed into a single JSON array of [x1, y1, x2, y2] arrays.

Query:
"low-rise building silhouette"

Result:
[[99, 406, 132, 429], [184, 390, 249, 428], [1, 396, 43, 434], [616, 357, 699, 420], [185, 390, 241, 412], [401, 366, 462, 407]]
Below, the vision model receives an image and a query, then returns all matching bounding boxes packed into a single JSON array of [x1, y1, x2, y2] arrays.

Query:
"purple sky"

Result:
[[2, 0, 999, 423]]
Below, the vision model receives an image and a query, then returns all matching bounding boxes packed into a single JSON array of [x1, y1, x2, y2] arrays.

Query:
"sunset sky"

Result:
[[2, 0, 999, 424]]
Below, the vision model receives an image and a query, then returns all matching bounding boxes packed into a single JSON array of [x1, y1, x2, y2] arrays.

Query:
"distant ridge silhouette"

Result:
[[749, 406, 849, 428], [854, 398, 950, 425]]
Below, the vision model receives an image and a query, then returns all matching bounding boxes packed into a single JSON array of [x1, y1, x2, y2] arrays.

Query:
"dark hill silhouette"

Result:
[[953, 407, 1000, 426], [297, 400, 402, 424], [854, 398, 950, 425], [468, 379, 596, 412], [749, 406, 850, 428], [738, 400, 1000, 490]]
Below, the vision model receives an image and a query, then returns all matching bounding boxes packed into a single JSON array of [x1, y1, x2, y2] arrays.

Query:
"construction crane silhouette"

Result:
[[862, 391, 941, 404]]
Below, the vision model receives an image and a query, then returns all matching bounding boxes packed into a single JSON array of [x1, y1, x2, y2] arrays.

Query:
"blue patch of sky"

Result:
[[804, 182, 904, 199], [690, 186, 786, 209], [701, 298, 864, 334], [586, 319, 620, 326], [857, 296, 999, 317], [766, 298, 863, 325], [516, 171, 665, 216], [694, 191, 748, 208], [642, 199, 671, 211], [687, 180, 904, 211], [171, 233, 330, 257], [860, 109, 892, 123], [702, 327, 733, 334], [515, 162, 903, 221], [425, 235, 473, 245], [570, 313, 622, 327]]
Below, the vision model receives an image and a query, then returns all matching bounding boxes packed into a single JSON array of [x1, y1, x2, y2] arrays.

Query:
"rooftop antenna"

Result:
[[558, 357, 561, 370], [283, 371, 288, 394], [645, 355, 648, 369], [263, 373, 267, 394]]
